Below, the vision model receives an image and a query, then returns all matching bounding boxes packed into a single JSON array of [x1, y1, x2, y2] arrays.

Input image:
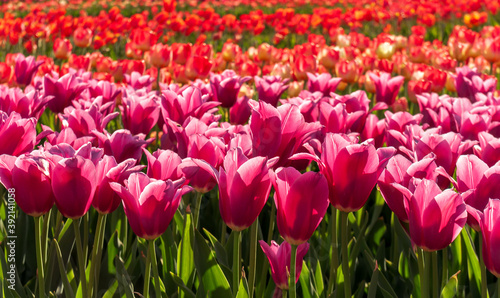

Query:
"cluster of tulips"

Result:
[[1, 41, 500, 296]]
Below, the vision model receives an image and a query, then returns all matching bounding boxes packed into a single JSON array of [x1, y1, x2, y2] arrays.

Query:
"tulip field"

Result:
[[3, 0, 500, 297]]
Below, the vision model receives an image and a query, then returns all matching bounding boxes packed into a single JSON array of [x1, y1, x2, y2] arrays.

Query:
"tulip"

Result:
[[73, 27, 93, 48], [306, 73, 341, 97], [0, 154, 54, 217], [480, 199, 500, 277], [120, 89, 160, 135], [259, 240, 309, 290], [93, 129, 150, 163], [272, 166, 329, 245], [474, 131, 500, 166], [143, 148, 183, 181], [44, 73, 88, 114], [0, 111, 37, 156], [150, 43, 171, 68], [254, 76, 289, 107], [110, 172, 191, 240], [368, 72, 405, 106], [53, 38, 73, 60], [210, 70, 251, 108], [14, 54, 43, 86], [0, 62, 13, 84]]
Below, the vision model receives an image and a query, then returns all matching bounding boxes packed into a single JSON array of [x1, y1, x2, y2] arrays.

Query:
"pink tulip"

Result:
[[120, 89, 160, 135], [61, 104, 118, 138], [0, 154, 54, 217], [44, 73, 88, 114], [259, 240, 309, 290], [41, 126, 94, 150], [0, 86, 49, 119], [161, 86, 220, 125], [110, 173, 192, 240], [306, 73, 341, 97], [361, 114, 385, 148], [474, 131, 500, 166], [250, 101, 321, 168], [14, 54, 43, 86], [480, 199, 500, 277], [124, 72, 154, 90], [93, 129, 151, 163], [294, 133, 395, 212], [218, 147, 274, 231], [52, 155, 97, 219], [378, 155, 439, 223], [144, 148, 183, 181], [93, 156, 144, 214], [0, 111, 37, 156], [210, 70, 251, 108], [254, 75, 289, 107], [368, 72, 404, 105], [401, 178, 467, 251], [455, 66, 496, 102], [455, 155, 500, 230], [229, 96, 251, 125], [272, 167, 329, 245]]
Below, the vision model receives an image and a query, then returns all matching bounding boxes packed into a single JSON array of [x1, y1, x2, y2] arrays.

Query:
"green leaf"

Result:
[[170, 272, 196, 298], [314, 260, 325, 298], [53, 239, 75, 298], [462, 228, 481, 295], [367, 262, 379, 298], [177, 211, 195, 293], [115, 255, 134, 298], [193, 229, 232, 297], [299, 261, 314, 298], [236, 274, 250, 298], [440, 271, 459, 298], [203, 228, 229, 268]]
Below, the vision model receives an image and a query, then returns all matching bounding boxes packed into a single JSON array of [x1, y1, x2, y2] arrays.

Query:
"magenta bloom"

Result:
[[455, 155, 500, 230], [14, 54, 43, 86], [306, 73, 341, 97], [52, 155, 97, 219], [368, 72, 404, 105], [480, 199, 500, 277], [455, 66, 496, 102], [120, 89, 160, 135], [144, 148, 183, 181], [402, 178, 467, 251], [229, 96, 251, 125], [161, 86, 220, 125], [250, 101, 321, 168], [474, 132, 500, 166], [44, 73, 88, 113], [295, 133, 395, 212], [272, 167, 329, 245], [61, 104, 119, 138], [124, 72, 154, 90], [0, 154, 54, 217], [0, 86, 49, 119], [93, 156, 144, 214], [110, 173, 192, 240], [218, 147, 273, 231], [259, 240, 309, 290], [0, 111, 37, 156], [210, 70, 251, 108], [254, 75, 289, 107], [93, 129, 150, 163]]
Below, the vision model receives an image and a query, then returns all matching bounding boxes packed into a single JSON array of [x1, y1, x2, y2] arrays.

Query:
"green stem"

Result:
[[54, 209, 63, 239], [417, 248, 428, 298], [441, 248, 448, 289], [144, 240, 152, 298], [94, 214, 107, 294], [193, 192, 203, 229], [233, 230, 241, 296], [497, 278, 500, 298], [431, 251, 439, 298], [35, 216, 45, 298], [289, 244, 298, 298], [42, 210, 51, 263], [480, 235, 489, 298], [341, 212, 351, 298], [84, 213, 89, 263], [221, 222, 227, 246], [257, 202, 277, 298], [248, 220, 258, 298], [73, 218, 88, 298], [282, 289, 288, 298], [327, 207, 339, 295], [150, 240, 162, 298], [89, 213, 105, 297]]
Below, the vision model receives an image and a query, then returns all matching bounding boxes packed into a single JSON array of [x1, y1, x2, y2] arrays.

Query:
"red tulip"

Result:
[[259, 240, 309, 290], [272, 167, 329, 245], [73, 27, 93, 48], [0, 154, 54, 217], [110, 173, 192, 240], [53, 38, 72, 60], [480, 199, 500, 277]]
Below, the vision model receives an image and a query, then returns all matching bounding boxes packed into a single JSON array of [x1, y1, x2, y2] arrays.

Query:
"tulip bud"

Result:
[[73, 27, 93, 48], [53, 38, 72, 60]]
